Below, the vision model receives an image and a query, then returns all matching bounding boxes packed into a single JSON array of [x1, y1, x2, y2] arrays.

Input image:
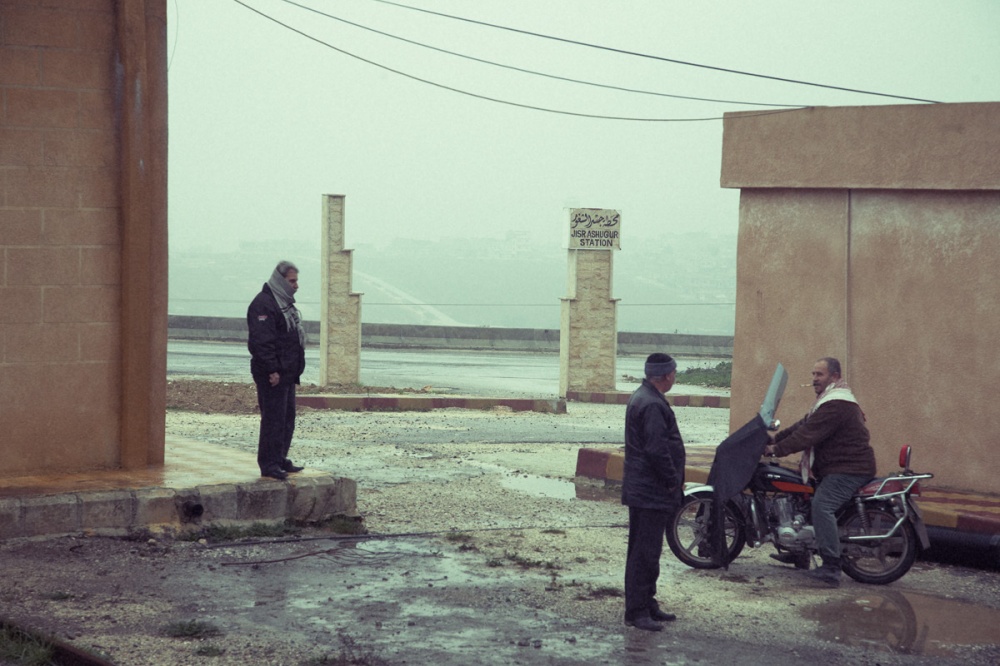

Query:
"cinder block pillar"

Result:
[[320, 195, 362, 386], [559, 250, 618, 397]]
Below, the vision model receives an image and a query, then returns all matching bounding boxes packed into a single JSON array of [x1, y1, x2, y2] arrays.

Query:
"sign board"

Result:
[[568, 208, 621, 250]]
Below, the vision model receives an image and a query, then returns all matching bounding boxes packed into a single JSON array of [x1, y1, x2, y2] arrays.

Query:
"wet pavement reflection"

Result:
[[803, 584, 1000, 656]]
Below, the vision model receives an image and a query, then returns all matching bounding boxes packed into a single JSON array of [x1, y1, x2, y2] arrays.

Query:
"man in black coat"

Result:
[[247, 261, 307, 481], [622, 352, 686, 631]]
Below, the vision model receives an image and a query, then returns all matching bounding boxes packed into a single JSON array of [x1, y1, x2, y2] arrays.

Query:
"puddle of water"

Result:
[[499, 473, 578, 499], [802, 589, 1000, 656], [497, 472, 623, 503]]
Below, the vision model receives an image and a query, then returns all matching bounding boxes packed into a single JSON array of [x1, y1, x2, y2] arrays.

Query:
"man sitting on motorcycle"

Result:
[[763, 357, 876, 586]]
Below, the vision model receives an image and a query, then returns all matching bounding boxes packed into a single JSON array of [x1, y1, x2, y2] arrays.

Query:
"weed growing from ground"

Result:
[[163, 619, 222, 639], [0, 625, 54, 666], [302, 632, 390, 665]]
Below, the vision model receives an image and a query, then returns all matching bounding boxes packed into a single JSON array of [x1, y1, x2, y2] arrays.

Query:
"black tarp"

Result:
[[705, 414, 770, 568]]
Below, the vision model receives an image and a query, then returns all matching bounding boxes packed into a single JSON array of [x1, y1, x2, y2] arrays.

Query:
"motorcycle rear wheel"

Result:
[[666, 493, 746, 569], [839, 504, 918, 585]]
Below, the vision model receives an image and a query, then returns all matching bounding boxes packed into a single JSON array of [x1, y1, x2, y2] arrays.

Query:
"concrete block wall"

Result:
[[320, 194, 362, 386], [1, 1, 123, 474], [559, 249, 618, 396], [0, 1, 169, 478]]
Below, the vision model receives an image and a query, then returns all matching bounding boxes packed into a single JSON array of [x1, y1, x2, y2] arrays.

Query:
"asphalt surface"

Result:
[[166, 340, 729, 398]]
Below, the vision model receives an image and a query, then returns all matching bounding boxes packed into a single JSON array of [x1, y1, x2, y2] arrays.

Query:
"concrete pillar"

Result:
[[559, 249, 618, 397], [320, 195, 362, 386]]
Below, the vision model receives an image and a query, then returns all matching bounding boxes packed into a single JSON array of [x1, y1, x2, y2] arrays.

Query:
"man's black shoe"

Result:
[[282, 464, 305, 473], [624, 615, 663, 632], [804, 562, 841, 587], [261, 469, 288, 481], [649, 607, 676, 622]]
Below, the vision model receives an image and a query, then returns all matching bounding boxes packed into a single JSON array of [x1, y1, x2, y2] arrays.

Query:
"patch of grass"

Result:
[[183, 521, 302, 543], [0, 625, 54, 666], [307, 515, 368, 535], [302, 633, 390, 665], [678, 361, 732, 388], [163, 620, 222, 639], [443, 532, 478, 552], [44, 591, 75, 601], [577, 585, 623, 600], [501, 551, 562, 571], [195, 644, 226, 657]]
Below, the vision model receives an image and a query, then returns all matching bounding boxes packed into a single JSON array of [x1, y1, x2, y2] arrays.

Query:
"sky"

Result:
[[166, 0, 1000, 277]]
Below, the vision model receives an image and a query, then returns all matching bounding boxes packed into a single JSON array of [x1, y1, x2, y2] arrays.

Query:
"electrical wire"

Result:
[[229, 0, 804, 122], [276, 0, 804, 108], [367, 0, 942, 104]]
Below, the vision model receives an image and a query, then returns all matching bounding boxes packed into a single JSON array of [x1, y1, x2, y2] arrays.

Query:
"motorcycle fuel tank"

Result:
[[752, 462, 815, 495]]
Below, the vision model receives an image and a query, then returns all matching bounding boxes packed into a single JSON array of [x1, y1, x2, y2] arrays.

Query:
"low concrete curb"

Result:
[[0, 475, 358, 541], [574, 447, 1000, 538], [566, 391, 729, 408], [298, 394, 566, 414]]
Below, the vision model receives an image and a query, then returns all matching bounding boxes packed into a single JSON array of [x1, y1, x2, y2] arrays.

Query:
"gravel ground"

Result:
[[1, 385, 999, 665]]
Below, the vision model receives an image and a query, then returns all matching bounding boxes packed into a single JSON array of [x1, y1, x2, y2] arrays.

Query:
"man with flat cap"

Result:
[[622, 352, 686, 631]]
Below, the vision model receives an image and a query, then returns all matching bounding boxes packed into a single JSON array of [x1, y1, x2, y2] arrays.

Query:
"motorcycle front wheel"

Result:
[[666, 493, 746, 569], [839, 504, 918, 585]]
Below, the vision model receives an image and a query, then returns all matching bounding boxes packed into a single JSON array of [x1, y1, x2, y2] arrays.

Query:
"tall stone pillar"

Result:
[[320, 195, 362, 386], [559, 249, 619, 397]]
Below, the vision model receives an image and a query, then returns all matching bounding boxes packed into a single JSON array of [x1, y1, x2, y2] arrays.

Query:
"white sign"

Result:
[[568, 208, 621, 250]]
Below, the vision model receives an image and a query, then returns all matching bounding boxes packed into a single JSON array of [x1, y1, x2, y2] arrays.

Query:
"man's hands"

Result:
[[268, 372, 280, 387]]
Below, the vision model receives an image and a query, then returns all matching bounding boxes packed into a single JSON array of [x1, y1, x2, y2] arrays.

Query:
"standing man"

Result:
[[622, 353, 686, 631], [248, 261, 307, 481], [764, 357, 876, 586]]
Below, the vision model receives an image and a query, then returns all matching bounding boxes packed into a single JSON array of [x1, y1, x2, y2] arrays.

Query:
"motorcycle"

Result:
[[665, 364, 934, 585]]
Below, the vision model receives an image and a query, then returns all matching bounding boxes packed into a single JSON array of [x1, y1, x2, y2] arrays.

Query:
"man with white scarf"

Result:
[[247, 261, 308, 481], [764, 357, 876, 586]]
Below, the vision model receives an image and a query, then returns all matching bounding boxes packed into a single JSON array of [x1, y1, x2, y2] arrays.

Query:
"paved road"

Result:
[[167, 340, 728, 398]]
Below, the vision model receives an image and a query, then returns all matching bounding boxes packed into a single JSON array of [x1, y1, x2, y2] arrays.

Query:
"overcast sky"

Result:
[[166, 0, 1000, 256]]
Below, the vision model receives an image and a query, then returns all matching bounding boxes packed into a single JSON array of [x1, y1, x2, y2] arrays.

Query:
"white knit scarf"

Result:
[[267, 269, 306, 348], [799, 379, 859, 482]]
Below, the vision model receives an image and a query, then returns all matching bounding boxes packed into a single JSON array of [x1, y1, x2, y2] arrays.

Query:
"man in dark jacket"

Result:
[[764, 357, 876, 586], [247, 261, 307, 481], [622, 352, 686, 631]]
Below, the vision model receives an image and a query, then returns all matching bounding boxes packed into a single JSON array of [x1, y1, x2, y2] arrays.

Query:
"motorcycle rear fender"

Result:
[[908, 497, 931, 549], [682, 484, 715, 497]]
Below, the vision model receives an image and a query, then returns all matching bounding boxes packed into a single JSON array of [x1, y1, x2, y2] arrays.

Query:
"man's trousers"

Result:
[[254, 377, 297, 475], [624, 506, 671, 621]]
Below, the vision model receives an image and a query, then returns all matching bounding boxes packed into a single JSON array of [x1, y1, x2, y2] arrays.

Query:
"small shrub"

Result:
[[0, 625, 54, 666], [163, 619, 222, 639]]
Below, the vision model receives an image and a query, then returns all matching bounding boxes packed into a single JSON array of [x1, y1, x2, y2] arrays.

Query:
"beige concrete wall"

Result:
[[0, 1, 168, 476], [724, 102, 1000, 494], [319, 195, 362, 386], [559, 249, 617, 396]]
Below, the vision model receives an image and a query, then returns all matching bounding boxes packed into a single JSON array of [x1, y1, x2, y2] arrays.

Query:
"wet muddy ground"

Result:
[[2, 401, 999, 665]]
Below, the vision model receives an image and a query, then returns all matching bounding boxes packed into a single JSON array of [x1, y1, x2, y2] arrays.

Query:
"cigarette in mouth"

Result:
[[800, 384, 812, 387]]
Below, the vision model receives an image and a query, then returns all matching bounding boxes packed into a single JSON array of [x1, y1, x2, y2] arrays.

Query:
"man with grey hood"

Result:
[[247, 261, 307, 480]]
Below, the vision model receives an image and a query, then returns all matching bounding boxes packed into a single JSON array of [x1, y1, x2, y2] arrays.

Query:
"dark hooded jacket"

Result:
[[621, 379, 685, 510], [247, 283, 306, 383]]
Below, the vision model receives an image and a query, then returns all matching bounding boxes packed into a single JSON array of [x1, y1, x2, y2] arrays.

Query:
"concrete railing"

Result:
[[167, 315, 733, 357]]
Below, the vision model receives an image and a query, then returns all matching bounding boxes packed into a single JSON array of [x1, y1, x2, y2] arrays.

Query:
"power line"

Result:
[[229, 0, 804, 122], [367, 0, 942, 104], [276, 0, 803, 108]]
